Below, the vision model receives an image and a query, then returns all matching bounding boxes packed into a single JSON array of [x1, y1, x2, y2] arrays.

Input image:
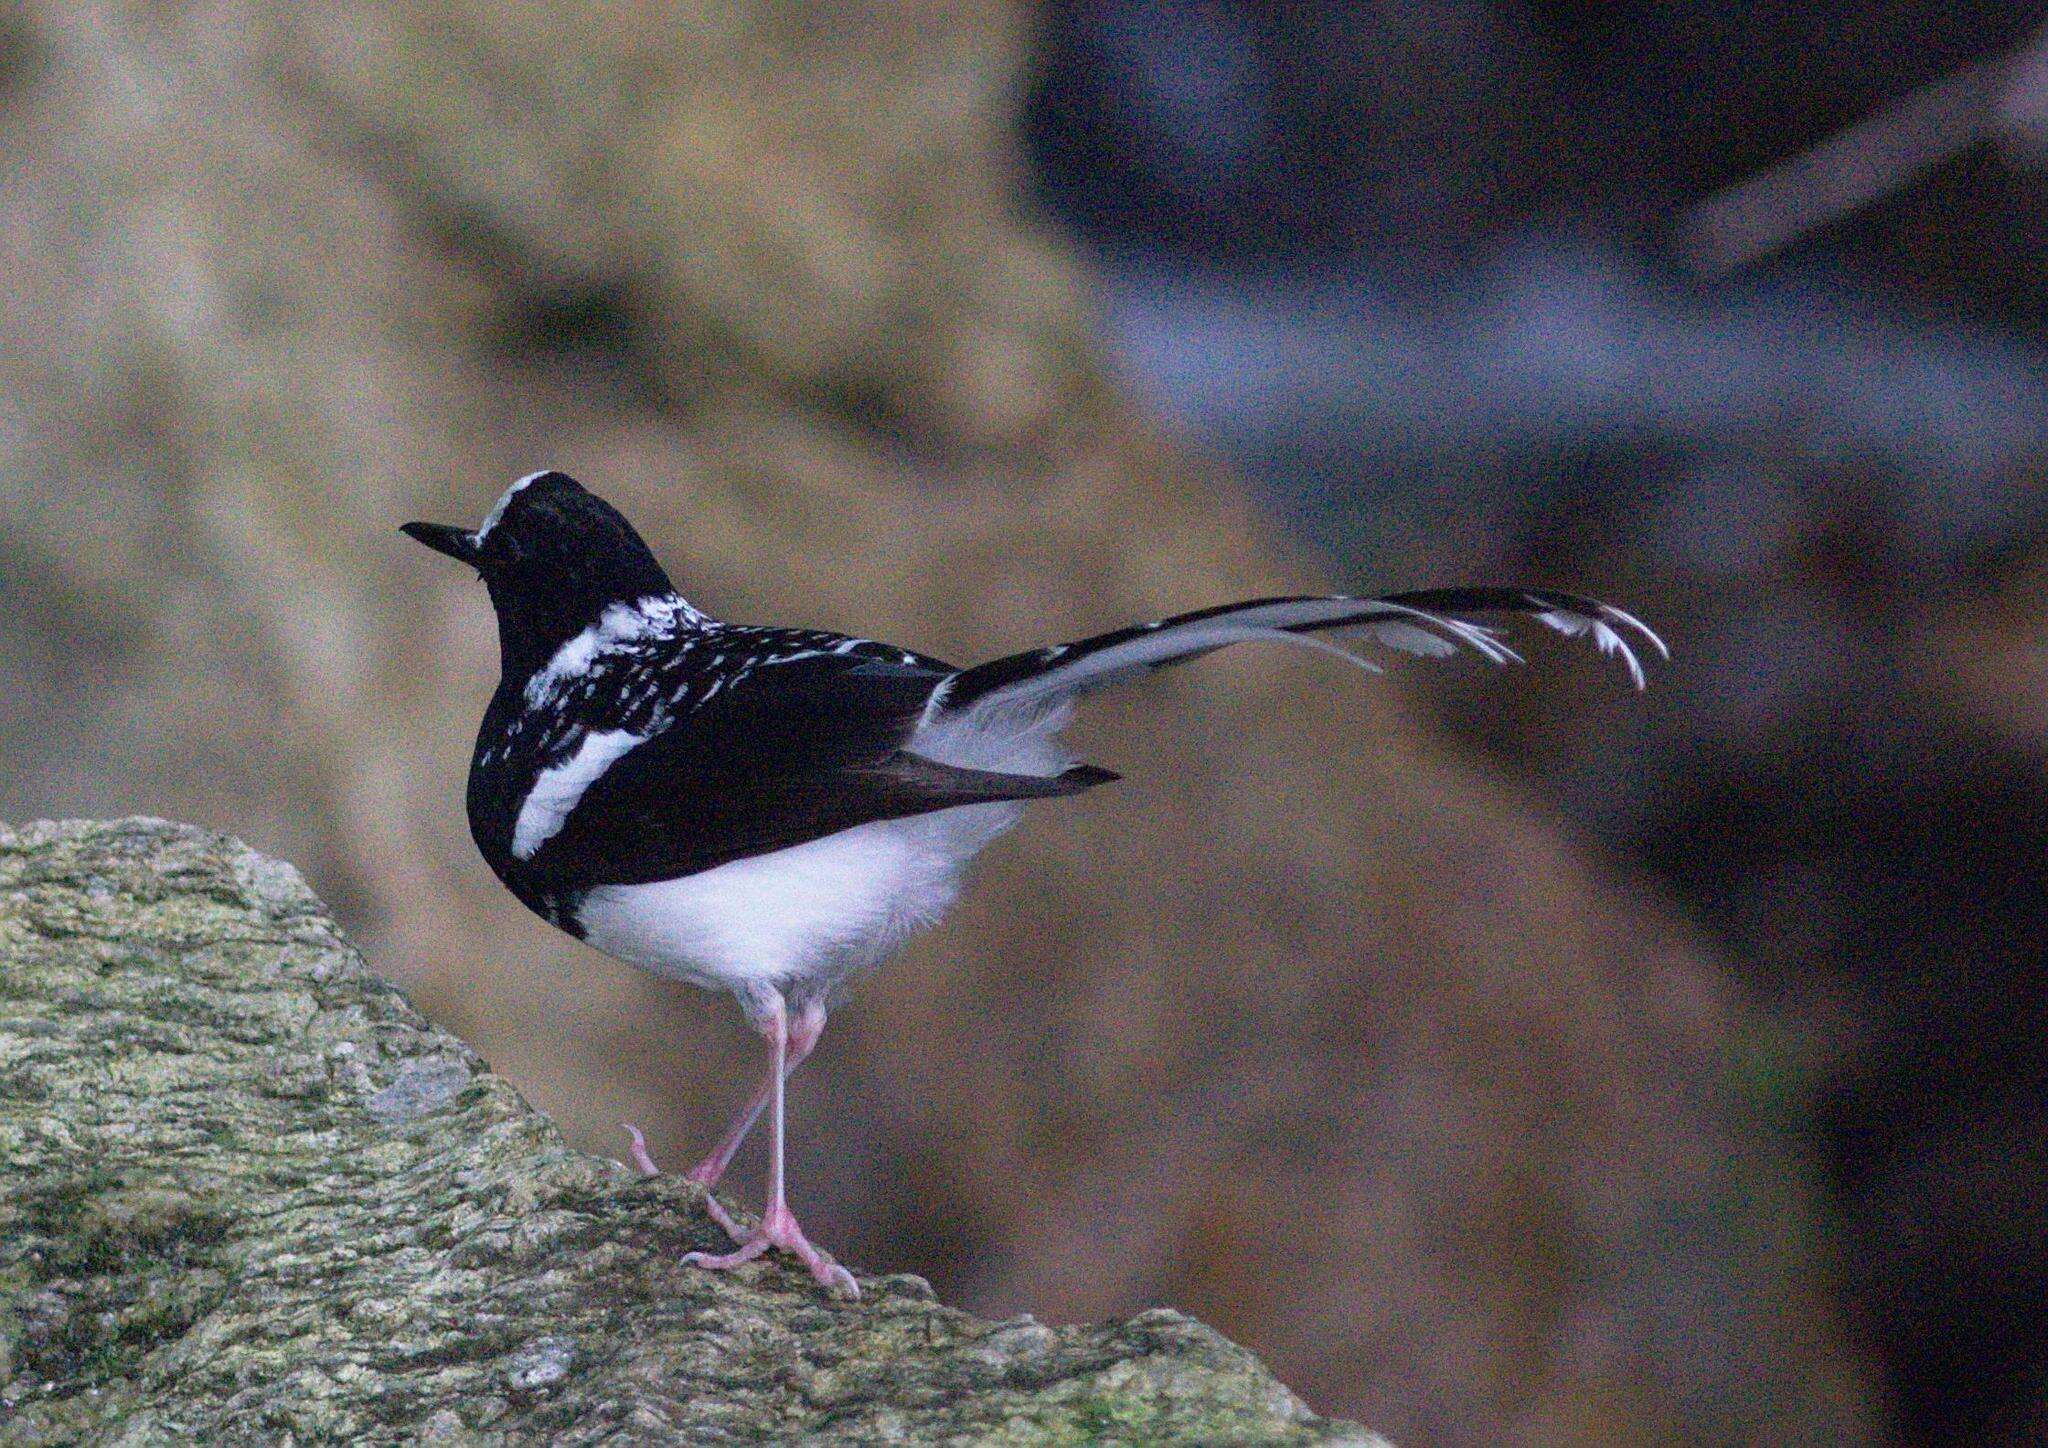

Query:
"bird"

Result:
[[403, 468, 1666, 1298]]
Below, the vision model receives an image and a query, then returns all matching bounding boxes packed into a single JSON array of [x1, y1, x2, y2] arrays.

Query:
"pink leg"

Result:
[[682, 992, 857, 1298], [624, 1123, 661, 1177], [622, 1001, 826, 1244]]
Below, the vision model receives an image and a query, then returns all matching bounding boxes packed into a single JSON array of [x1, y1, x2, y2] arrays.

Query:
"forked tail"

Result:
[[932, 588, 1667, 723]]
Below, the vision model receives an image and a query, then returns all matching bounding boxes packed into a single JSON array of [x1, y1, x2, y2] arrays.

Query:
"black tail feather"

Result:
[[939, 588, 1664, 717]]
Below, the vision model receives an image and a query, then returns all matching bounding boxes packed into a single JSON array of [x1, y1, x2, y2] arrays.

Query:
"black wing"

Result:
[[518, 640, 1102, 889]]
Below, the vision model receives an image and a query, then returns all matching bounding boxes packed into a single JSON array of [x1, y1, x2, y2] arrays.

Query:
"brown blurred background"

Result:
[[6, 1, 2046, 1442]]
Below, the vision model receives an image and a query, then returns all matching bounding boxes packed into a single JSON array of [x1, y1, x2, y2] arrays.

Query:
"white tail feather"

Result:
[[938, 588, 1663, 732], [953, 598, 1522, 722], [1195, 624, 1386, 676], [1526, 595, 1668, 691]]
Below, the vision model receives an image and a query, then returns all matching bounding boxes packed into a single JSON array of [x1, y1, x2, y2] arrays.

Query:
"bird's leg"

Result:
[[622, 1001, 826, 1244], [682, 990, 857, 1298], [687, 999, 826, 1188]]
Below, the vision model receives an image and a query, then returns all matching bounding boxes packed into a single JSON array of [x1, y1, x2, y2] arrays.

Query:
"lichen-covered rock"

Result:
[[0, 818, 1378, 1445]]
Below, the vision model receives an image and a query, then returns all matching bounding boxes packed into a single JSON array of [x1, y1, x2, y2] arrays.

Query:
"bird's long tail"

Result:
[[932, 588, 1667, 723]]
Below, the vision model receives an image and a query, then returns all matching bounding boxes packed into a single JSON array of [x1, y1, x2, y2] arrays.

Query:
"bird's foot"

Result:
[[682, 1200, 859, 1299], [623, 1123, 751, 1243], [683, 1162, 749, 1242], [622, 1123, 660, 1177]]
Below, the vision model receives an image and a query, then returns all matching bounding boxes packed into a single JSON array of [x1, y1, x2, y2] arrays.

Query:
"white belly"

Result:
[[573, 702, 1073, 1001], [572, 799, 1024, 998]]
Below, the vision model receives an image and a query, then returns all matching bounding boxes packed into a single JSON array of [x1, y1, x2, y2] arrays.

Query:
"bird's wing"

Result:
[[515, 633, 1102, 888]]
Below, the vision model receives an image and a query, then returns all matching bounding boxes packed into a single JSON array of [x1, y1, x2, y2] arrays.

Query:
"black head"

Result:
[[404, 470, 678, 681]]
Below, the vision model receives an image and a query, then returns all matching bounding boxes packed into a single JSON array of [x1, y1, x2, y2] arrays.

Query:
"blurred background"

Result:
[[5, 1, 2046, 1441]]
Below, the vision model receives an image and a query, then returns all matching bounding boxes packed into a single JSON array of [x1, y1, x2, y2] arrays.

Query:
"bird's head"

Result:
[[404, 470, 678, 679]]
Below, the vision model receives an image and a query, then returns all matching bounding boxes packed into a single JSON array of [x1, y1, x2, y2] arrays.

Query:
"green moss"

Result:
[[1063, 1394, 1168, 1442]]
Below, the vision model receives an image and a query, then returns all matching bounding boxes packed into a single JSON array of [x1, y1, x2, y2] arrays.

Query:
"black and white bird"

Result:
[[404, 469, 1665, 1298]]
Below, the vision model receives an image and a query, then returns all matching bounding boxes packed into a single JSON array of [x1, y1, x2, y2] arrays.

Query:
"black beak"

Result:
[[401, 521, 481, 565]]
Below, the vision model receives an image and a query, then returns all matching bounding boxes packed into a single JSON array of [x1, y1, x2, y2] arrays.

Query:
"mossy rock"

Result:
[[0, 818, 1379, 1445]]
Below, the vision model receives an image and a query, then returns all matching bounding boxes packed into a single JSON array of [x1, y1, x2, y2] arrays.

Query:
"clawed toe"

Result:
[[622, 1123, 660, 1178], [815, 1260, 858, 1297], [625, 1124, 752, 1244], [682, 1204, 860, 1299], [683, 1166, 749, 1244], [682, 1237, 772, 1272]]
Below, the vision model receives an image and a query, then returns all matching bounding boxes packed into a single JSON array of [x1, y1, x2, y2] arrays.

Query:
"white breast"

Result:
[[571, 698, 1074, 1000], [572, 799, 1023, 997]]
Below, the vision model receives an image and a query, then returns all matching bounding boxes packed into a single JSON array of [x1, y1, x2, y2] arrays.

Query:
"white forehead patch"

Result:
[[475, 470, 553, 542]]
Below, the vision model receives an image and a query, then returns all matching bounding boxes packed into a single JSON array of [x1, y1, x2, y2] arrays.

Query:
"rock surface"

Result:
[[0, 818, 1378, 1445]]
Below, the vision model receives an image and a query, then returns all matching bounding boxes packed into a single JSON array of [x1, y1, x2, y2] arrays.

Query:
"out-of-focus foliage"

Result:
[[0, 2, 1903, 1442]]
